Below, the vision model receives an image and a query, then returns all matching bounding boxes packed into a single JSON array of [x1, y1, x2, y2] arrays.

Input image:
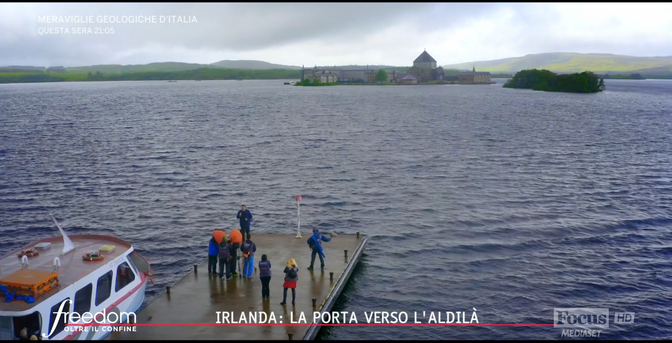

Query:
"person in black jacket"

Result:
[[218, 240, 232, 280], [236, 204, 253, 241], [258, 254, 272, 299], [229, 240, 241, 277]]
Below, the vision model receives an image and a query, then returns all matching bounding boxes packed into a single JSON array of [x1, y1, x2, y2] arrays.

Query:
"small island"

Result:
[[503, 69, 605, 93]]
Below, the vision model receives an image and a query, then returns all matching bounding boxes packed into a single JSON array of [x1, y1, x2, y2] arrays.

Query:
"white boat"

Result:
[[0, 215, 153, 340]]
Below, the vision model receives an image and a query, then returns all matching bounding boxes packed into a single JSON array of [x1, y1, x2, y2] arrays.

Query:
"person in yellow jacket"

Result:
[[280, 258, 298, 305]]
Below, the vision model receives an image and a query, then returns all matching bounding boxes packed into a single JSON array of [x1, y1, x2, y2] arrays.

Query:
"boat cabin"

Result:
[[0, 235, 151, 340]]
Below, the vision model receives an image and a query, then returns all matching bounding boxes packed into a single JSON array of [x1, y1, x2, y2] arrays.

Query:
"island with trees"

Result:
[[503, 69, 605, 93]]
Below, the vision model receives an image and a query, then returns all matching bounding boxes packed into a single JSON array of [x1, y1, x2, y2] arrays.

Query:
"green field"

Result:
[[0, 60, 303, 77], [65, 62, 210, 74], [0, 68, 301, 84], [442, 52, 672, 76]]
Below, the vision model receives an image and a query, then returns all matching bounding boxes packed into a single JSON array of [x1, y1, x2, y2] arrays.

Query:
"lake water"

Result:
[[1, 78, 671, 339]]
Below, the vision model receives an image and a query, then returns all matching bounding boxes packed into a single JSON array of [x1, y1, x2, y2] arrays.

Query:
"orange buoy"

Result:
[[212, 230, 227, 244], [83, 253, 104, 262], [229, 229, 242, 244]]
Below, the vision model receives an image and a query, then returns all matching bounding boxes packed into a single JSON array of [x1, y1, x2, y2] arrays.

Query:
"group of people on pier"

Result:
[[207, 204, 333, 305]]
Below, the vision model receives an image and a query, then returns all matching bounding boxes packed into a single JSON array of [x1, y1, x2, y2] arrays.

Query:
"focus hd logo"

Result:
[[554, 308, 608, 338], [554, 308, 609, 328]]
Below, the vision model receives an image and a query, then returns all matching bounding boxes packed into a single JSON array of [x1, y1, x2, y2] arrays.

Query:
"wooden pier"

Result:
[[107, 233, 367, 340]]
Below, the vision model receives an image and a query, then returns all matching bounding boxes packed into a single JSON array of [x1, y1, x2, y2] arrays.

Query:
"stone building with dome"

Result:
[[405, 50, 444, 82], [301, 50, 446, 84]]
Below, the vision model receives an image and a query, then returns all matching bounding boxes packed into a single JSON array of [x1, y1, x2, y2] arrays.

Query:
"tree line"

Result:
[[598, 73, 645, 79]]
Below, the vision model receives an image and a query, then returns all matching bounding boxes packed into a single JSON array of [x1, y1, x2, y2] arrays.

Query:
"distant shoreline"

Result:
[[3, 77, 670, 86], [0, 67, 301, 84], [294, 79, 501, 86], [1, 69, 670, 85]]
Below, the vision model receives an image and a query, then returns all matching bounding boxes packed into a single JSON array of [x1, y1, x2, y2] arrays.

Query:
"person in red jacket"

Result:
[[281, 258, 298, 306]]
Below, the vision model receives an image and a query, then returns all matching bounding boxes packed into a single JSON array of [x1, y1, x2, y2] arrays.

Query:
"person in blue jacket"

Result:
[[307, 229, 332, 270], [236, 204, 253, 241], [241, 235, 257, 278], [208, 236, 219, 275]]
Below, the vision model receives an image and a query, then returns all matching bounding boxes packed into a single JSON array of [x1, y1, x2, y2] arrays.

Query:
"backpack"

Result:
[[307, 236, 316, 249], [287, 268, 297, 279], [219, 243, 230, 259]]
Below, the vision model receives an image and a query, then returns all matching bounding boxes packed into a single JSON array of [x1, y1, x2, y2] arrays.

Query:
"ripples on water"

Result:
[[1, 79, 671, 339]]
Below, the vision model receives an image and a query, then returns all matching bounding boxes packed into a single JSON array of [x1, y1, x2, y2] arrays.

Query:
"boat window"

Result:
[[0, 316, 12, 340], [95, 270, 113, 306], [74, 283, 93, 318], [129, 251, 150, 273], [127, 255, 140, 275], [49, 298, 70, 338], [115, 262, 136, 292], [9, 312, 41, 340]]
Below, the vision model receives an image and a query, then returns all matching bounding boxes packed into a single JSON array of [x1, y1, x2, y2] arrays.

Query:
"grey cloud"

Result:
[[3, 4, 436, 60], [1, 3, 670, 67], [0, 3, 508, 66], [503, 5, 672, 58], [206, 3, 504, 49]]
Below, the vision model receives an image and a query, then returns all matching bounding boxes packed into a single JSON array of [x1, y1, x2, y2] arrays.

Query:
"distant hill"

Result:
[[210, 60, 301, 70], [6, 52, 672, 77], [442, 53, 672, 75], [0, 61, 405, 74], [0, 66, 46, 73], [37, 61, 302, 74], [328, 64, 399, 69], [65, 62, 210, 74]]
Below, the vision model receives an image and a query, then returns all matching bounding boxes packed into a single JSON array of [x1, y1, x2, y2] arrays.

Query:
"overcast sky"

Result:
[[1, 3, 672, 67]]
